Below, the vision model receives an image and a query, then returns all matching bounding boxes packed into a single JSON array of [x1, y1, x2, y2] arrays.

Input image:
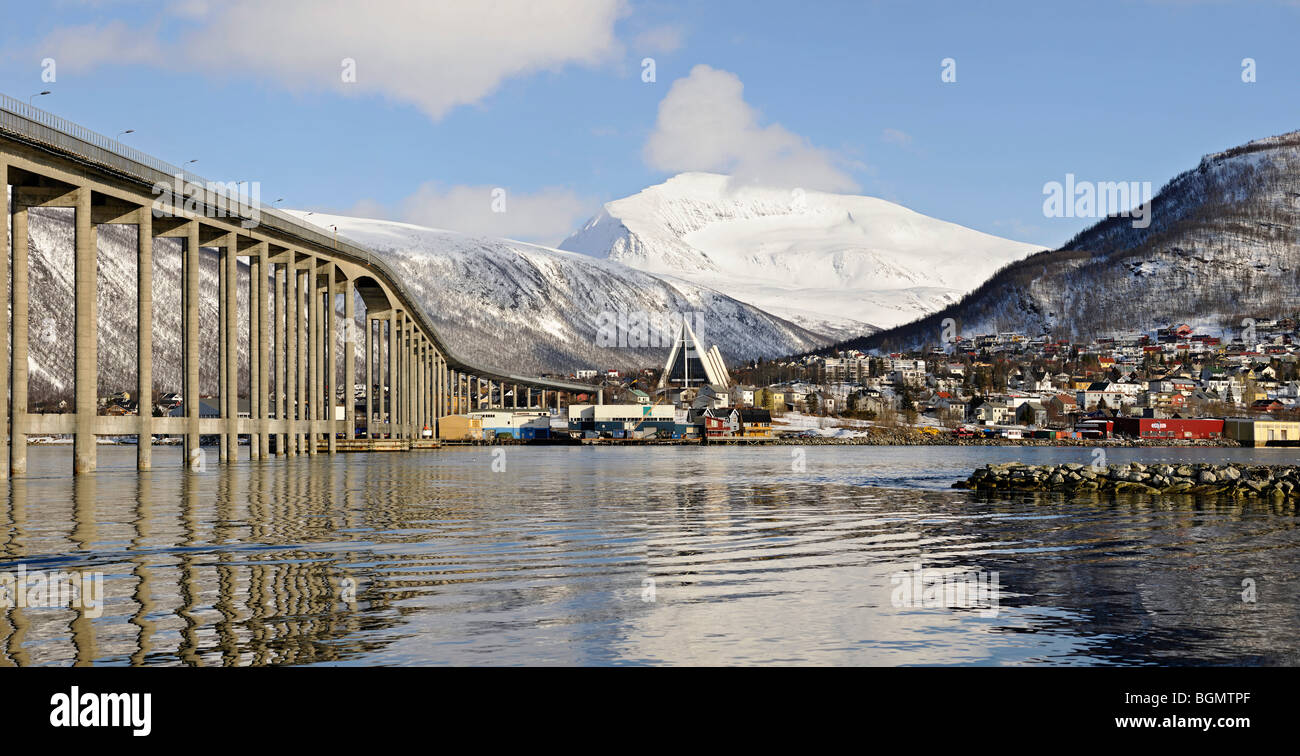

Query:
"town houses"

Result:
[[713, 318, 1300, 439], [434, 318, 1300, 443]]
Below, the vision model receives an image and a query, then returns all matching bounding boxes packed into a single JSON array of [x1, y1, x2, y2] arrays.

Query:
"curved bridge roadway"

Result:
[[0, 93, 595, 475]]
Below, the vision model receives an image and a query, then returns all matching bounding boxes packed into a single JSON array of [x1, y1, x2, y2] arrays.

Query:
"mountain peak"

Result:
[[560, 174, 1043, 335]]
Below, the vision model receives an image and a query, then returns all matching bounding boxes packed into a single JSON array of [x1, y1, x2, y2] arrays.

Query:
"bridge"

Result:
[[0, 93, 598, 475]]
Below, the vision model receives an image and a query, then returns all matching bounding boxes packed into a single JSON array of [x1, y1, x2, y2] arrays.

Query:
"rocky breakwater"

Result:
[[954, 462, 1300, 498]]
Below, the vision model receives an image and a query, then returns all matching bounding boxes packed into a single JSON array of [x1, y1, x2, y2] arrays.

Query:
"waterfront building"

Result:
[[1225, 418, 1300, 447], [437, 415, 484, 441]]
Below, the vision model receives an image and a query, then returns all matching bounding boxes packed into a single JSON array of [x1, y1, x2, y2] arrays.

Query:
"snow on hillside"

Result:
[[858, 130, 1300, 352], [12, 201, 827, 405], [287, 211, 829, 377], [15, 202, 242, 405], [560, 172, 1043, 334]]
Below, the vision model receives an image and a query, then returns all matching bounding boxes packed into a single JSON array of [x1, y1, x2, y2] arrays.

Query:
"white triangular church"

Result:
[[657, 317, 731, 390]]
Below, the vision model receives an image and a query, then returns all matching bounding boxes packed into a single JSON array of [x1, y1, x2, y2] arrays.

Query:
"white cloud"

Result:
[[881, 128, 913, 146], [38, 0, 628, 121], [350, 183, 593, 247], [643, 64, 857, 192], [38, 20, 164, 70], [632, 24, 685, 54]]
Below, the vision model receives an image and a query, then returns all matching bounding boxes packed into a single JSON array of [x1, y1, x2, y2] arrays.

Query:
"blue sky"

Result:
[[3, 0, 1299, 247]]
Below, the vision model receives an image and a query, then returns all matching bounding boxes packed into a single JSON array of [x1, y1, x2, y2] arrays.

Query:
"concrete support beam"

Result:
[[365, 316, 374, 439], [405, 319, 414, 436], [275, 263, 288, 456], [218, 238, 227, 462], [253, 243, 269, 459], [402, 318, 411, 437], [183, 223, 200, 466], [12, 199, 30, 475], [74, 188, 98, 473], [415, 338, 424, 437], [224, 237, 238, 462], [344, 278, 356, 440], [218, 235, 235, 462], [388, 311, 398, 438], [137, 210, 153, 470], [423, 343, 430, 434], [326, 264, 337, 453], [307, 257, 319, 455], [0, 161, 8, 478], [286, 257, 299, 456], [296, 262, 308, 454]]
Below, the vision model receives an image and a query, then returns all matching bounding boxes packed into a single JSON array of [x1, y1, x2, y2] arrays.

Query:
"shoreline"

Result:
[[23, 436, 1245, 448]]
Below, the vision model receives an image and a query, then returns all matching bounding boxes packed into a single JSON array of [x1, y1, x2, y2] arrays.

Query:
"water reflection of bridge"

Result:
[[0, 93, 592, 476], [0, 452, 423, 666]]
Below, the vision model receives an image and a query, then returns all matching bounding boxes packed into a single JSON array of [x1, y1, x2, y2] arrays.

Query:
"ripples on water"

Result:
[[1, 445, 1298, 666]]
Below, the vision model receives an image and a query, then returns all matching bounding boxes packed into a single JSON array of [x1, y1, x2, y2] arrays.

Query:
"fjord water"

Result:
[[2, 444, 1298, 666]]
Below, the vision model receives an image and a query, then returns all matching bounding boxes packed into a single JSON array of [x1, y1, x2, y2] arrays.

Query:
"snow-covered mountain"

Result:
[[13, 205, 828, 405], [855, 130, 1300, 353], [559, 172, 1043, 336], [290, 212, 827, 378]]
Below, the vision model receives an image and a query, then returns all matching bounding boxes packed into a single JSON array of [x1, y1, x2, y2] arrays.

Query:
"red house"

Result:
[[703, 408, 736, 438], [1112, 418, 1224, 439]]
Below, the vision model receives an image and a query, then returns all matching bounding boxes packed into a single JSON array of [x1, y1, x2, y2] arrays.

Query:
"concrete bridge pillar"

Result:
[[10, 196, 28, 475], [365, 315, 374, 439], [414, 330, 422, 436], [307, 257, 320, 455], [409, 323, 418, 437], [218, 236, 227, 462], [74, 188, 98, 473], [293, 259, 305, 457], [253, 242, 270, 459], [287, 256, 300, 456], [275, 262, 288, 456], [183, 222, 200, 466], [0, 162, 7, 478], [344, 278, 356, 440], [418, 339, 427, 436], [421, 340, 429, 435], [439, 359, 446, 420], [247, 245, 260, 460], [220, 233, 238, 463], [402, 317, 411, 437], [388, 310, 398, 438], [326, 263, 337, 453], [433, 354, 441, 428], [137, 210, 153, 470]]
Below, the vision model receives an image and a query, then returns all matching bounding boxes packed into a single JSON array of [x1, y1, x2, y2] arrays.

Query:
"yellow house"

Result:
[[736, 408, 773, 437]]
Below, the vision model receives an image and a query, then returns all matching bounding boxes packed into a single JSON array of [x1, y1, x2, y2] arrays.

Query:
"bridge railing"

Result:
[[0, 93, 590, 392], [0, 92, 378, 272]]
